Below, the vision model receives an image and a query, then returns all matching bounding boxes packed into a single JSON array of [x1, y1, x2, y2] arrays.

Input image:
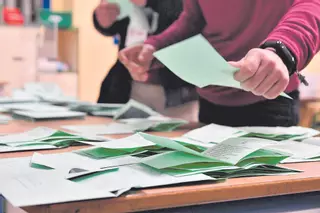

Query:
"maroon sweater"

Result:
[[145, 0, 320, 106]]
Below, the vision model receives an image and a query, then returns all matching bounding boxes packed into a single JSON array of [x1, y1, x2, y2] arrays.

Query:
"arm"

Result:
[[144, 0, 205, 50], [265, 0, 320, 70], [93, 12, 129, 36]]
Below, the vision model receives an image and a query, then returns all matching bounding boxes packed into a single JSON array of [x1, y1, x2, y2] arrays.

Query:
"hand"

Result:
[[230, 48, 289, 99], [119, 44, 156, 82], [95, 0, 120, 28], [130, 0, 147, 6]]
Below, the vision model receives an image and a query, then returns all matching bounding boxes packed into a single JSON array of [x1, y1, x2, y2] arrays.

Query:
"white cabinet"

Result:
[[0, 26, 38, 95], [0, 26, 78, 97]]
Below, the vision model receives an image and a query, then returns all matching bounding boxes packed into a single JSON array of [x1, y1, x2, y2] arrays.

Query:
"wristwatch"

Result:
[[260, 40, 308, 86]]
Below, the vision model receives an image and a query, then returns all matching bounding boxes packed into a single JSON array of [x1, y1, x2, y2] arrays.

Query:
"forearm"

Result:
[[265, 0, 320, 70]]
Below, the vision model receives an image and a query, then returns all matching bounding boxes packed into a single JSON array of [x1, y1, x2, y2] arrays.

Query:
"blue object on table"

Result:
[[42, 0, 50, 9], [113, 34, 121, 45]]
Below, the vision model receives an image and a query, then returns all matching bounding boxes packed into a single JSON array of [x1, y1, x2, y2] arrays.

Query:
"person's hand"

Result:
[[130, 0, 147, 6], [95, 0, 120, 28], [230, 48, 289, 99], [119, 44, 156, 82]]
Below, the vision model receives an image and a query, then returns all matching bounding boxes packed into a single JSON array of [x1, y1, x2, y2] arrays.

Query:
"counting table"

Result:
[[1, 117, 320, 213]]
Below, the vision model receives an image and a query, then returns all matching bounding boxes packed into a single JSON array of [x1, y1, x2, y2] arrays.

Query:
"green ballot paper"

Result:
[[75, 134, 170, 159], [153, 34, 291, 99], [140, 133, 290, 176], [108, 0, 135, 20]]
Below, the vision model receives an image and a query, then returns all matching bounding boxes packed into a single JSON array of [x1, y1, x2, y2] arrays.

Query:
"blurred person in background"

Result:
[[93, 0, 198, 120]]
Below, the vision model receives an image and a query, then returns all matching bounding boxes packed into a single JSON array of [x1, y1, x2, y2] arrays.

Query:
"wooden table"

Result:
[[1, 117, 320, 213]]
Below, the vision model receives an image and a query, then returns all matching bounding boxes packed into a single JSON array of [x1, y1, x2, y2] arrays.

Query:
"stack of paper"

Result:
[[239, 126, 320, 141], [0, 154, 215, 207], [69, 103, 124, 117], [12, 110, 86, 121], [0, 96, 38, 104], [139, 133, 295, 176], [0, 103, 70, 112], [0, 127, 106, 153], [119, 115, 188, 132], [179, 124, 319, 145], [63, 116, 188, 135], [22, 82, 80, 105], [0, 102, 86, 121]]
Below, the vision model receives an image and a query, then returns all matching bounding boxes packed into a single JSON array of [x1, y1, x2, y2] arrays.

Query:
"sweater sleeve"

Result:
[[144, 0, 205, 50], [265, 0, 320, 71], [93, 11, 129, 36]]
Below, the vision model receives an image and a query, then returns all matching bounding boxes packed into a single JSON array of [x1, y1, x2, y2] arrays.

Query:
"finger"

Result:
[[107, 3, 120, 10], [252, 69, 279, 96], [229, 61, 242, 68], [138, 45, 154, 63], [100, 0, 107, 5], [118, 51, 129, 65], [264, 79, 288, 99], [240, 62, 270, 93], [234, 52, 261, 82], [107, 10, 120, 19]]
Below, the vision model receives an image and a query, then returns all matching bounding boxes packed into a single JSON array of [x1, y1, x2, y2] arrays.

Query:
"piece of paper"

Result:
[[0, 172, 116, 207], [154, 34, 291, 99], [75, 134, 157, 159], [301, 137, 320, 146], [67, 164, 215, 193], [139, 133, 203, 157], [183, 123, 247, 144], [239, 126, 320, 141], [266, 141, 320, 163], [202, 137, 280, 165], [0, 96, 38, 104], [0, 114, 12, 124], [120, 116, 188, 132], [69, 103, 124, 116], [0, 145, 58, 153], [108, 0, 135, 20], [0, 127, 57, 144], [142, 151, 231, 171], [12, 110, 86, 121], [113, 99, 160, 120], [206, 165, 300, 179], [62, 123, 137, 135], [30, 152, 141, 174], [0, 103, 70, 112]]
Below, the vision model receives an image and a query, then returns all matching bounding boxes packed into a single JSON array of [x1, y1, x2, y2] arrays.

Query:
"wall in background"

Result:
[[306, 52, 320, 72]]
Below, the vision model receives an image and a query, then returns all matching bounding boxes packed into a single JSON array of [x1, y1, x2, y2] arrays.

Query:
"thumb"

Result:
[[228, 60, 243, 68], [138, 45, 155, 63]]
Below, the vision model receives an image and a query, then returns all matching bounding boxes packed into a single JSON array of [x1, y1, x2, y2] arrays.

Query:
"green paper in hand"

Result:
[[108, 0, 135, 20], [154, 34, 291, 99]]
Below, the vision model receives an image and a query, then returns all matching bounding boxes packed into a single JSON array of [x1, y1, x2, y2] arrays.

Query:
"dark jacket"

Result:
[[94, 0, 196, 106]]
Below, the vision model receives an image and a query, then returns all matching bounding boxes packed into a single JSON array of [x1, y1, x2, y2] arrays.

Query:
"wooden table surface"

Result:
[[1, 117, 320, 213]]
